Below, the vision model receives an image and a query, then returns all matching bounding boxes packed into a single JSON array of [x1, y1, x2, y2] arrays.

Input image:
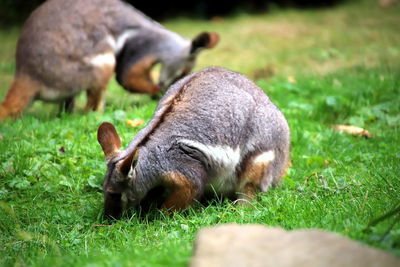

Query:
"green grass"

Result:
[[1, 0, 400, 266]]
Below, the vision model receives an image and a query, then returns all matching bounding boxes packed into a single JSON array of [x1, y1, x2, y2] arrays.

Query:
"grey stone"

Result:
[[190, 224, 400, 267]]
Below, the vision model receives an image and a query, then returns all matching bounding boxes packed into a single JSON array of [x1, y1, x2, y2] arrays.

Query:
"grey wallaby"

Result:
[[0, 0, 219, 119], [97, 67, 291, 219]]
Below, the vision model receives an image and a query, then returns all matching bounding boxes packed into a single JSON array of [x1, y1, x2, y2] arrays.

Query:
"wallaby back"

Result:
[[98, 67, 290, 218], [112, 71, 200, 164], [141, 67, 290, 191]]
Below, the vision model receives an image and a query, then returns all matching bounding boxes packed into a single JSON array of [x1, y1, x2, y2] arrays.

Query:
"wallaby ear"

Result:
[[119, 149, 139, 176], [97, 122, 122, 159], [190, 32, 220, 55]]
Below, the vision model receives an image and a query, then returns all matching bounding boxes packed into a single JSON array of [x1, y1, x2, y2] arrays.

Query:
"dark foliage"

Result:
[[0, 0, 345, 26]]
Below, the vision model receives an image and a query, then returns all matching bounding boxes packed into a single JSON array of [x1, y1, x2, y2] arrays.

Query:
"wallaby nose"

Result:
[[104, 192, 123, 220], [153, 84, 161, 92]]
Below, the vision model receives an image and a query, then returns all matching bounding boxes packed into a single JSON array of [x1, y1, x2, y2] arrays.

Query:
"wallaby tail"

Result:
[[0, 75, 39, 120]]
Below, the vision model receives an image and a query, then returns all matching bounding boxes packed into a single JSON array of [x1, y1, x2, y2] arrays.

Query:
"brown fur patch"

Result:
[[122, 55, 159, 95], [161, 172, 196, 211], [0, 75, 40, 119], [85, 58, 115, 112], [237, 155, 270, 203]]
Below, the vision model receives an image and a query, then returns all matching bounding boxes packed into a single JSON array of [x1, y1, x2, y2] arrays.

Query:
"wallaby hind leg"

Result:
[[59, 96, 75, 114], [161, 172, 199, 211], [85, 85, 107, 112], [0, 75, 39, 119], [236, 151, 276, 205], [85, 65, 114, 112]]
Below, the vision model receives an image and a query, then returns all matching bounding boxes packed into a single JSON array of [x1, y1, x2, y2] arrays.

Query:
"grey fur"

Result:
[[0, 0, 218, 118], [17, 0, 192, 93], [99, 67, 290, 219]]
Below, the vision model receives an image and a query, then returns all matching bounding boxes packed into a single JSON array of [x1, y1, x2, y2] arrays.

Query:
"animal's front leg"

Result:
[[161, 172, 198, 211], [59, 96, 75, 114]]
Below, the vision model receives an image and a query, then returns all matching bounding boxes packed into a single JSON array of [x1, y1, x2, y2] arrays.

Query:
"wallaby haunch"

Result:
[[97, 67, 290, 219], [0, 0, 219, 119]]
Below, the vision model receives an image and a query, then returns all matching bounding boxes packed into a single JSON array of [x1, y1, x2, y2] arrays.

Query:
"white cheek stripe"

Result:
[[178, 139, 241, 170], [115, 29, 140, 53], [253, 150, 275, 164], [87, 52, 116, 67], [179, 139, 241, 194]]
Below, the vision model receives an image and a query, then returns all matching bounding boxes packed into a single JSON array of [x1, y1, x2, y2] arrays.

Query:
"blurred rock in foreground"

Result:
[[191, 224, 400, 267]]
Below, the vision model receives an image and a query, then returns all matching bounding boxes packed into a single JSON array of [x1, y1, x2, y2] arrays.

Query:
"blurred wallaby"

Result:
[[0, 0, 219, 119], [97, 67, 291, 219]]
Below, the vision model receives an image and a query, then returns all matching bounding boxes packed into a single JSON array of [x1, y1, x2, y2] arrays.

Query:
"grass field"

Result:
[[1, 0, 400, 266]]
